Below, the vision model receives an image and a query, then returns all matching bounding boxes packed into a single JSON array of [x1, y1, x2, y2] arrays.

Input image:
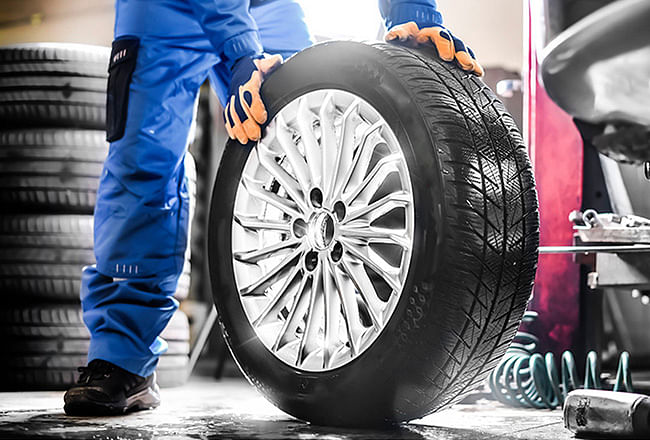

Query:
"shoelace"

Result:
[[77, 360, 116, 384]]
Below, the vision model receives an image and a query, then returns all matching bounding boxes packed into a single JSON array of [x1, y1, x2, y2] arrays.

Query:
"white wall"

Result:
[[438, 0, 523, 72], [0, 0, 114, 46], [301, 0, 523, 72]]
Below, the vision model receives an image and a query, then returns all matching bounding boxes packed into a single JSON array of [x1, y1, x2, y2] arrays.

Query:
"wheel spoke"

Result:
[[298, 263, 324, 365], [326, 99, 360, 201], [273, 273, 311, 352], [253, 264, 302, 327], [339, 238, 401, 292], [240, 244, 305, 296], [296, 97, 322, 187], [343, 154, 400, 205], [275, 114, 312, 194], [242, 175, 301, 218], [234, 238, 300, 264], [338, 225, 411, 250], [327, 260, 364, 356], [319, 92, 338, 198], [336, 121, 384, 200], [256, 141, 309, 213], [344, 191, 410, 224], [340, 258, 384, 331], [234, 214, 292, 232], [322, 261, 341, 369]]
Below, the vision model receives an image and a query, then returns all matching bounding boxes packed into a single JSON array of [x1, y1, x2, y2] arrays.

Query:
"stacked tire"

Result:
[[1, 305, 191, 390], [0, 43, 191, 390]]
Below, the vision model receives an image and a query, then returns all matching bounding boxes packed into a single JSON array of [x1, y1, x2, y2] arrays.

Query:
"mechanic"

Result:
[[63, 0, 482, 416]]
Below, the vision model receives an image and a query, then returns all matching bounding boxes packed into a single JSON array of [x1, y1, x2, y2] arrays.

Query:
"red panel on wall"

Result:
[[524, 0, 584, 355]]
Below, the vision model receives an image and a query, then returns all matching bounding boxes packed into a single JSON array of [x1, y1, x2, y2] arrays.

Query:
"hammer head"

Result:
[[564, 389, 650, 438]]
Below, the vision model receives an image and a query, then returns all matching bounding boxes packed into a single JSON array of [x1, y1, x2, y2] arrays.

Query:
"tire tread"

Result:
[[369, 42, 539, 415]]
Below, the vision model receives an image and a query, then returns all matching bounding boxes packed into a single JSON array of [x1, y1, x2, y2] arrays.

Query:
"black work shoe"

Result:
[[64, 359, 160, 416]]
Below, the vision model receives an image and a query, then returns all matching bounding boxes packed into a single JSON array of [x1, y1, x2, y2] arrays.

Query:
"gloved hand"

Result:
[[386, 21, 483, 76], [225, 54, 282, 144]]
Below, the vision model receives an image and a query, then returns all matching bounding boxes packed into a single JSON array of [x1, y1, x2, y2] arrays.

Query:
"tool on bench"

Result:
[[564, 389, 650, 438]]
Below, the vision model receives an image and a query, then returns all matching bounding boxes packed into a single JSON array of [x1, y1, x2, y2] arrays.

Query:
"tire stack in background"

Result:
[[0, 43, 192, 390]]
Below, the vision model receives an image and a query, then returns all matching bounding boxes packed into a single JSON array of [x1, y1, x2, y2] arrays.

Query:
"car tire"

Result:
[[208, 41, 539, 426], [0, 129, 107, 213], [0, 215, 94, 301], [0, 43, 108, 129], [0, 43, 109, 77], [0, 305, 190, 390], [0, 146, 194, 300]]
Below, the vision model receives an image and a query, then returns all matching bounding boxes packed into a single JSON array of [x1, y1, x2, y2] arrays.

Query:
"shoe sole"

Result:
[[64, 384, 160, 416]]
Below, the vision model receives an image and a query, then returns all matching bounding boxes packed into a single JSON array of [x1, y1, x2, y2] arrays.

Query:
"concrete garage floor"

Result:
[[0, 378, 572, 440]]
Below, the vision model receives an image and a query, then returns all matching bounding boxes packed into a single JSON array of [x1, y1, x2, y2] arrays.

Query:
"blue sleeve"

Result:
[[189, 0, 264, 70], [379, 0, 443, 29]]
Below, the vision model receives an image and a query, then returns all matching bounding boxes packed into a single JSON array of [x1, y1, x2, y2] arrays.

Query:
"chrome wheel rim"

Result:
[[231, 89, 415, 371]]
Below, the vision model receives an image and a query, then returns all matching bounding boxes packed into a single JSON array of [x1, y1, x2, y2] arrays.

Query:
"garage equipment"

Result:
[[489, 311, 632, 409], [490, 0, 650, 413], [541, 0, 650, 164], [568, 210, 650, 290], [536, 0, 650, 317], [564, 389, 650, 438], [490, 209, 648, 409], [538, 0, 650, 356], [522, 0, 650, 360]]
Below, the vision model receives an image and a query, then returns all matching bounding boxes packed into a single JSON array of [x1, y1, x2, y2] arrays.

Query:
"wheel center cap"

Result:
[[309, 211, 336, 250]]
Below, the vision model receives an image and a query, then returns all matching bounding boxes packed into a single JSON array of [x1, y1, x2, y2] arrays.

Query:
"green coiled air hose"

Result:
[[489, 311, 633, 409]]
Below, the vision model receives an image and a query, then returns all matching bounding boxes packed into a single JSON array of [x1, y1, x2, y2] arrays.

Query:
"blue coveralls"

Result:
[[82, 0, 441, 377]]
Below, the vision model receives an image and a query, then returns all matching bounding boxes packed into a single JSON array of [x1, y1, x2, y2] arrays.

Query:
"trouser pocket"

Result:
[[106, 37, 139, 142]]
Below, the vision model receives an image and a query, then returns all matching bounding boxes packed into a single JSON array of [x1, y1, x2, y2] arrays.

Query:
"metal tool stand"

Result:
[[542, 210, 650, 289], [540, 210, 650, 362]]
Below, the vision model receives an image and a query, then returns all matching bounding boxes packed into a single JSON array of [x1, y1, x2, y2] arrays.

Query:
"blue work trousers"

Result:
[[81, 0, 312, 377]]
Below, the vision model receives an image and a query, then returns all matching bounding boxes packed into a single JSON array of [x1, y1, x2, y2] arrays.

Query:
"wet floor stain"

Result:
[[0, 380, 567, 440], [0, 411, 565, 440], [1, 412, 428, 440]]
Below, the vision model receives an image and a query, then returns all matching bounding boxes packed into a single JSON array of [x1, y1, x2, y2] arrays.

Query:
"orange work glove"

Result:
[[386, 21, 484, 76], [224, 54, 283, 144]]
